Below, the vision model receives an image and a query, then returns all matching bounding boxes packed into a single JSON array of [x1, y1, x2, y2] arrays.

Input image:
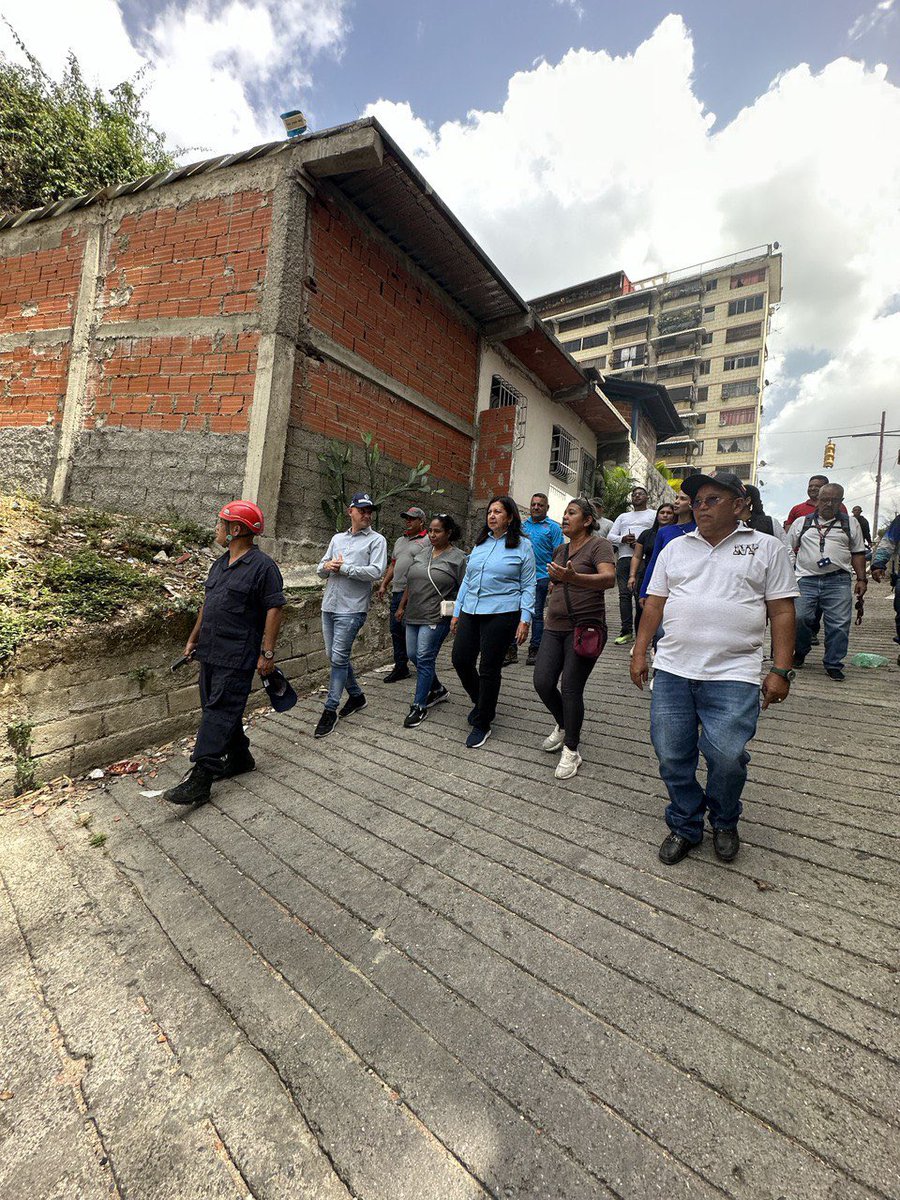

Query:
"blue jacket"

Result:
[[639, 520, 697, 599], [454, 533, 537, 622], [522, 516, 565, 580]]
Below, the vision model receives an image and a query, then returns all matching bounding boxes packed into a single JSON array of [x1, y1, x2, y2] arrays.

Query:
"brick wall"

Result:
[[0, 179, 274, 518], [101, 192, 270, 324], [92, 332, 258, 434], [280, 192, 479, 546], [306, 197, 478, 426], [472, 406, 516, 504]]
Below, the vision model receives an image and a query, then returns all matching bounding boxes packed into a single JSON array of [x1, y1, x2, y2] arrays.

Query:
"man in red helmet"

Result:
[[164, 500, 286, 806]]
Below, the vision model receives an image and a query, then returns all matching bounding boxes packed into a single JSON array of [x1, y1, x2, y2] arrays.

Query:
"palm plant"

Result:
[[598, 465, 636, 519]]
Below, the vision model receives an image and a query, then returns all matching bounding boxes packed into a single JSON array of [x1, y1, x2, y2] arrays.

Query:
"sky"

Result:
[[2, 0, 899, 524]]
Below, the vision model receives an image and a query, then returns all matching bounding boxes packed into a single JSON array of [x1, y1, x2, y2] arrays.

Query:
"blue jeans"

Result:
[[530, 578, 550, 650], [322, 611, 367, 711], [795, 572, 853, 670], [406, 621, 450, 707], [650, 670, 760, 843], [389, 590, 408, 669]]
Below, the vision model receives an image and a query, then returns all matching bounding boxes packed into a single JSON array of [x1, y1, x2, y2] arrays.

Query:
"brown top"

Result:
[[544, 537, 615, 631]]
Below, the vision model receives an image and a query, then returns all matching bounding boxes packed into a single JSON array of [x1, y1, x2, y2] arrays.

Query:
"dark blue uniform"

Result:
[[191, 547, 286, 773]]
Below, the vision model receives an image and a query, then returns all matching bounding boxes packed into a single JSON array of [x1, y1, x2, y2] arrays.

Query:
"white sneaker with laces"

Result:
[[542, 725, 566, 752], [555, 747, 582, 780]]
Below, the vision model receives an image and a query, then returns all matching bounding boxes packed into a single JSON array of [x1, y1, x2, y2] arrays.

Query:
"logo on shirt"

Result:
[[733, 543, 761, 556]]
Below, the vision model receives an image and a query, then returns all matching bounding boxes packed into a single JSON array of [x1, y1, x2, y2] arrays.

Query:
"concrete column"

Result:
[[242, 171, 309, 532], [50, 222, 103, 504]]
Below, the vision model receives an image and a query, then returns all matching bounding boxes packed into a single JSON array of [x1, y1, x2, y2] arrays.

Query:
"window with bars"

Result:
[[699, 360, 711, 375], [719, 407, 756, 426], [721, 378, 757, 400], [705, 279, 718, 291], [724, 352, 759, 371], [730, 462, 752, 480], [611, 343, 647, 368], [582, 332, 608, 350], [730, 268, 766, 289], [550, 425, 577, 482], [725, 322, 762, 343], [579, 450, 596, 497], [701, 331, 713, 344], [727, 293, 764, 316], [489, 374, 525, 408], [717, 435, 754, 454]]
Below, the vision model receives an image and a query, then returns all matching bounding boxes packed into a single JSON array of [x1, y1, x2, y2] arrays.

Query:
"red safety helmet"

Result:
[[218, 500, 264, 534]]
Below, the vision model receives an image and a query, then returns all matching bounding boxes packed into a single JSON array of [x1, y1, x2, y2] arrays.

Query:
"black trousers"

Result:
[[451, 610, 520, 730], [533, 628, 600, 750], [191, 662, 256, 774], [615, 556, 641, 636]]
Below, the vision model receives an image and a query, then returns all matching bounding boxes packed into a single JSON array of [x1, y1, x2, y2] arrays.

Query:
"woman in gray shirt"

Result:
[[396, 514, 467, 727]]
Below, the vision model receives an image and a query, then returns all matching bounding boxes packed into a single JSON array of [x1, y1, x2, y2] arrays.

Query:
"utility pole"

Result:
[[822, 411, 900, 535], [873, 409, 886, 537]]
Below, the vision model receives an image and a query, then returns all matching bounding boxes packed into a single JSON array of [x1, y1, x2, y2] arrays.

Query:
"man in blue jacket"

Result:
[[520, 493, 565, 666]]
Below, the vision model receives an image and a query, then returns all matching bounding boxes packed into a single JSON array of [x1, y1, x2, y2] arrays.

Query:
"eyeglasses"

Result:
[[691, 495, 730, 510]]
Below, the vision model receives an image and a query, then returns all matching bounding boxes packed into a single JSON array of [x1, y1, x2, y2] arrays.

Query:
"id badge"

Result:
[[817, 556, 832, 568]]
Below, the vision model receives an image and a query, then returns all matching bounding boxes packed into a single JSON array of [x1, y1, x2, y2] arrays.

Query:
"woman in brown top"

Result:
[[533, 498, 616, 779]]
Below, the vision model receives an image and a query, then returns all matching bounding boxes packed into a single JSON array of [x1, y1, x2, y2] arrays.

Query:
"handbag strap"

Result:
[[561, 550, 578, 628], [426, 551, 445, 599]]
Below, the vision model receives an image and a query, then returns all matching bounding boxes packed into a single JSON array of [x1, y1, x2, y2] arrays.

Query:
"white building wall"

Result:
[[477, 343, 599, 522]]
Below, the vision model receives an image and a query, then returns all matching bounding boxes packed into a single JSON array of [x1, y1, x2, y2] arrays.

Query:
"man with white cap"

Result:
[[378, 505, 430, 682]]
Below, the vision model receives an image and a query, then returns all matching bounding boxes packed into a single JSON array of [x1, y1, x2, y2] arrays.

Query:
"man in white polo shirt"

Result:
[[630, 473, 798, 866], [787, 483, 866, 682]]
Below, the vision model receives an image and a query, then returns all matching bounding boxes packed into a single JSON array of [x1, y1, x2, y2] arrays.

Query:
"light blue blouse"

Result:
[[454, 533, 537, 622]]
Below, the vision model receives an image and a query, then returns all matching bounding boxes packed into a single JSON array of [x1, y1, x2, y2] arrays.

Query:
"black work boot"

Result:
[[220, 751, 255, 779], [163, 764, 215, 806]]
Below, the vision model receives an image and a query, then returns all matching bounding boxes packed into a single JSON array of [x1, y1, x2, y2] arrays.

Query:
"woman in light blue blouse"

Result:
[[450, 496, 536, 749]]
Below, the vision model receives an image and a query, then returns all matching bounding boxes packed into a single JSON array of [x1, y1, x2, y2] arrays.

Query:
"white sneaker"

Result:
[[542, 725, 566, 752], [555, 747, 582, 779]]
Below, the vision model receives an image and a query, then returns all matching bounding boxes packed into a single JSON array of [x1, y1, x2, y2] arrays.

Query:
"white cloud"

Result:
[[364, 16, 900, 523], [0, 0, 350, 154], [848, 0, 896, 41]]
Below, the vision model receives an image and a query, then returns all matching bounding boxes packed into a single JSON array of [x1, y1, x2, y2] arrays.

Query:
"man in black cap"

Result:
[[377, 505, 429, 682], [630, 473, 798, 866]]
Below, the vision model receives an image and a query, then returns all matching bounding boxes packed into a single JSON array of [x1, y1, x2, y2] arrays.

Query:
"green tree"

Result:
[[598, 465, 636, 520], [0, 28, 175, 215]]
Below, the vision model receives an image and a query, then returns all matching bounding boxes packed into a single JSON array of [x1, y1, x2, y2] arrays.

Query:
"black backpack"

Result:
[[799, 511, 851, 540]]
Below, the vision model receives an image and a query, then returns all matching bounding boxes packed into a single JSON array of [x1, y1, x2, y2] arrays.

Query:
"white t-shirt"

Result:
[[607, 509, 657, 559], [647, 526, 799, 684], [787, 514, 865, 578]]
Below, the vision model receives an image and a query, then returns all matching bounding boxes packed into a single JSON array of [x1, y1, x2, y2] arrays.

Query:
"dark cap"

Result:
[[400, 506, 426, 521], [349, 492, 377, 509], [681, 472, 748, 500], [262, 667, 298, 713]]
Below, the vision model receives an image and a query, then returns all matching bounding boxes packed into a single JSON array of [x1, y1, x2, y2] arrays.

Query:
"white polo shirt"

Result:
[[647, 526, 799, 684], [787, 514, 865, 579]]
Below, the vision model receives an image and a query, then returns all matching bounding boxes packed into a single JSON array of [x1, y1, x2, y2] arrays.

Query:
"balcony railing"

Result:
[[657, 306, 702, 336]]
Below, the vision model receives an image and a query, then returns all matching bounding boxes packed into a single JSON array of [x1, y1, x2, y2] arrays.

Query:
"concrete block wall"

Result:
[[0, 593, 393, 798]]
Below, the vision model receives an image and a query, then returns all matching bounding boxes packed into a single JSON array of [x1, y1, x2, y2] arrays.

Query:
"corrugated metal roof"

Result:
[[0, 140, 293, 231]]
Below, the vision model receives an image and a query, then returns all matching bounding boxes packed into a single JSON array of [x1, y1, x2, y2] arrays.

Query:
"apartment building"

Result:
[[530, 246, 783, 484]]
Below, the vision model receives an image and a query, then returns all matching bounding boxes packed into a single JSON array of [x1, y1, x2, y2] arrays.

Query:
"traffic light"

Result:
[[823, 440, 836, 468]]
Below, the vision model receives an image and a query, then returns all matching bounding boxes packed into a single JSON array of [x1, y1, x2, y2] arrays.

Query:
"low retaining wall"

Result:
[[0, 593, 392, 798]]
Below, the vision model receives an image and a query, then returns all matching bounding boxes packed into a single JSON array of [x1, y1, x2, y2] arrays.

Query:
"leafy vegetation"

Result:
[[0, 29, 175, 214], [598, 465, 637, 519], [6, 719, 38, 795], [318, 432, 444, 532]]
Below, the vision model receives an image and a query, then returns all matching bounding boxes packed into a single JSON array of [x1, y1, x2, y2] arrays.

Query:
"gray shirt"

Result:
[[317, 526, 388, 613], [391, 532, 430, 592], [405, 546, 467, 624], [594, 516, 613, 538]]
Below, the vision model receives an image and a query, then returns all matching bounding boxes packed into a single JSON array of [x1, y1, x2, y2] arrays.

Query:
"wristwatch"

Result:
[[261, 649, 275, 660], [769, 667, 795, 682]]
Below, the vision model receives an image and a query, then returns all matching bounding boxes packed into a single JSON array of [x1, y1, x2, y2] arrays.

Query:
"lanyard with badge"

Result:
[[811, 516, 839, 569]]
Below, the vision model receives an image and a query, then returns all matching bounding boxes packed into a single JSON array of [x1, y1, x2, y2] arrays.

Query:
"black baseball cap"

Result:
[[262, 667, 298, 713], [682, 472, 748, 500]]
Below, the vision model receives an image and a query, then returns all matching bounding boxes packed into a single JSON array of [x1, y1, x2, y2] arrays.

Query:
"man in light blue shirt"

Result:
[[520, 493, 565, 666], [314, 492, 388, 739]]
